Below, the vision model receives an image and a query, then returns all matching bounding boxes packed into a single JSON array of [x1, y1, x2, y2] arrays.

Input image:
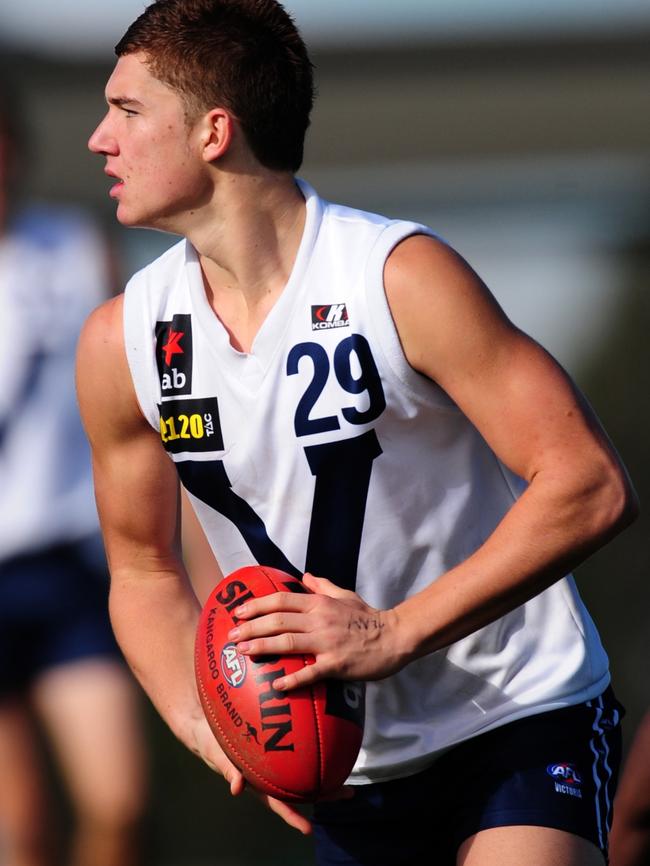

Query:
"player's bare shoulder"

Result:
[[384, 233, 503, 324], [78, 290, 123, 347], [384, 233, 461, 287], [76, 294, 144, 440], [383, 233, 511, 384]]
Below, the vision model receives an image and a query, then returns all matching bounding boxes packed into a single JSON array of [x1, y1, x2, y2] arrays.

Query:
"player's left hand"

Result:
[[227, 572, 407, 690]]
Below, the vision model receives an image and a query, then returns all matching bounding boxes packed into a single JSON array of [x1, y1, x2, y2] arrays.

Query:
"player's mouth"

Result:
[[109, 178, 125, 198], [105, 168, 124, 198]]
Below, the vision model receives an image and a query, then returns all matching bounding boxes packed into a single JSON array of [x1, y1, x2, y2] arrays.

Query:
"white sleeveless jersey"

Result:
[[124, 180, 610, 783], [0, 207, 107, 561]]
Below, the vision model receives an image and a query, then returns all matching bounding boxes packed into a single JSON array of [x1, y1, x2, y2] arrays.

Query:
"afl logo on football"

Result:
[[547, 762, 582, 786], [221, 643, 247, 688]]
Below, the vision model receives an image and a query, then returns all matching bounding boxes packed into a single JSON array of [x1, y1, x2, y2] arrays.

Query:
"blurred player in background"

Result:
[[80, 1, 638, 864], [0, 85, 147, 866], [610, 710, 650, 866]]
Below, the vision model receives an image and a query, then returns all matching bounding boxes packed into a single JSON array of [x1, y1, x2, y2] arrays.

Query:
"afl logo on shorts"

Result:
[[221, 643, 247, 688], [547, 762, 582, 786]]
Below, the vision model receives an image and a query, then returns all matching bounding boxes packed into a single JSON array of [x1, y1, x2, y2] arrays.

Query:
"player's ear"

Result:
[[199, 108, 234, 163]]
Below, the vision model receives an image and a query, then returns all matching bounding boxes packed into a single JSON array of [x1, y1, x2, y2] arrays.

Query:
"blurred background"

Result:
[[0, 1, 648, 863]]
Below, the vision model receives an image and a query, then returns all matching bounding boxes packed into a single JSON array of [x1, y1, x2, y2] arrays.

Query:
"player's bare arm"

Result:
[[230, 234, 638, 689], [76, 296, 311, 834], [76, 296, 226, 757], [382, 234, 638, 655]]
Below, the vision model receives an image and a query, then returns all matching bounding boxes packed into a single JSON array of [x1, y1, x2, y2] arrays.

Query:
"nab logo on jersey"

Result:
[[311, 304, 349, 330], [156, 314, 193, 396]]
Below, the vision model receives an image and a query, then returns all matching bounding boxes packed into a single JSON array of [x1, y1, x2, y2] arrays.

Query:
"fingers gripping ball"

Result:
[[195, 565, 365, 802]]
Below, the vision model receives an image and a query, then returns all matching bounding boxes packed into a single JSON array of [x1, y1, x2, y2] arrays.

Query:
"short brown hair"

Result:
[[115, 0, 314, 172]]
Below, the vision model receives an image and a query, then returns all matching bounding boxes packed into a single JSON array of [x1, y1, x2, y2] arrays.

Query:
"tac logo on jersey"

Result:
[[157, 397, 224, 454], [155, 314, 193, 396], [547, 762, 583, 798], [311, 303, 349, 330]]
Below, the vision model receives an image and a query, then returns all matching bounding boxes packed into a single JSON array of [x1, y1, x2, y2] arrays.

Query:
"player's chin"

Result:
[[118, 206, 177, 234], [115, 204, 141, 227], [114, 198, 150, 227]]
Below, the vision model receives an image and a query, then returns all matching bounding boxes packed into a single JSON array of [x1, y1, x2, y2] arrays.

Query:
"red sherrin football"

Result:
[[195, 565, 365, 802]]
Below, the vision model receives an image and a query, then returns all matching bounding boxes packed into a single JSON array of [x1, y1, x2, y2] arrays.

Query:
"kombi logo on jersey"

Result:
[[547, 762, 583, 799], [311, 303, 349, 330], [155, 314, 193, 396]]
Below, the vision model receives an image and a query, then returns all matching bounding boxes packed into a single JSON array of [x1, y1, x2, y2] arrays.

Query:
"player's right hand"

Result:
[[187, 715, 245, 794]]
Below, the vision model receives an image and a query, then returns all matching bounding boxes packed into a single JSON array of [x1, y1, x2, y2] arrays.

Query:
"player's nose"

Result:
[[88, 114, 117, 155]]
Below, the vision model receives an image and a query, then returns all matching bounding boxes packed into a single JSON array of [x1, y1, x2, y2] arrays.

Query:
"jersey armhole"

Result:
[[364, 223, 460, 411], [123, 278, 161, 432]]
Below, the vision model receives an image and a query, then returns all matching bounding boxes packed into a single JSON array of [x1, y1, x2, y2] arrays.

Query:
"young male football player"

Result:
[[80, 1, 638, 863]]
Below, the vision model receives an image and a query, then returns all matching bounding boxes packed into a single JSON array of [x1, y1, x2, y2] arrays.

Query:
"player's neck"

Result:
[[188, 172, 306, 352]]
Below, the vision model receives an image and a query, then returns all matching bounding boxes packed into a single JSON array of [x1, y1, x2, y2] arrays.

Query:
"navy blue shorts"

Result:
[[313, 688, 624, 865], [0, 536, 122, 699]]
